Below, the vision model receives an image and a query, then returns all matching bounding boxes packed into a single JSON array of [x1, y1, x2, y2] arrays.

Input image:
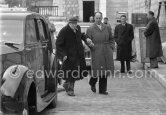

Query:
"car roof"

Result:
[[0, 11, 39, 20]]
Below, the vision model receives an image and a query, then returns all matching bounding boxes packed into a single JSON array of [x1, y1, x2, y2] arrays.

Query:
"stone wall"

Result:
[[64, 0, 79, 19], [53, 0, 65, 16], [53, 0, 128, 24], [106, 0, 128, 29], [36, 0, 53, 6]]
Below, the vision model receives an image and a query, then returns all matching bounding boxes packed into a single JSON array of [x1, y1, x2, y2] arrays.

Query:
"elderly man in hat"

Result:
[[56, 16, 91, 96]]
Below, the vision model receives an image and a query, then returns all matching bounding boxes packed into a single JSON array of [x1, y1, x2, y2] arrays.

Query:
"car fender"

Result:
[[0, 65, 29, 98]]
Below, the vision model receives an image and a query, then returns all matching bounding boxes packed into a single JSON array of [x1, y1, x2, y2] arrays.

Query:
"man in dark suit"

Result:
[[144, 11, 163, 68], [114, 15, 134, 73], [56, 16, 88, 96]]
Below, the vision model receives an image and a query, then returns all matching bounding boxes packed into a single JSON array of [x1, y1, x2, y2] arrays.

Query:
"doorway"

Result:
[[83, 1, 95, 22]]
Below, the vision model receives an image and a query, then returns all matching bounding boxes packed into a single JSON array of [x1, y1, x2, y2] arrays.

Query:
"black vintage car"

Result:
[[0, 11, 58, 114]]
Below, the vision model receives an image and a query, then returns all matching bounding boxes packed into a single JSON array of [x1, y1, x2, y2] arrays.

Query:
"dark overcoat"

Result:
[[86, 23, 114, 77], [144, 18, 163, 58], [56, 24, 87, 82], [114, 23, 134, 61]]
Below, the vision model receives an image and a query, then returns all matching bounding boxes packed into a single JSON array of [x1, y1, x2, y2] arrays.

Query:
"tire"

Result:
[[22, 108, 36, 115], [22, 75, 36, 115], [22, 87, 36, 115]]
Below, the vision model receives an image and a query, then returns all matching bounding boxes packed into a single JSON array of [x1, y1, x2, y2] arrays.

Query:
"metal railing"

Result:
[[30, 6, 58, 16]]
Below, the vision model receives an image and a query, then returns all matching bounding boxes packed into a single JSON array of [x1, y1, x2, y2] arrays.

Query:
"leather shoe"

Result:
[[89, 82, 96, 93], [127, 70, 132, 74], [67, 91, 75, 96], [90, 85, 96, 93], [99, 91, 108, 95]]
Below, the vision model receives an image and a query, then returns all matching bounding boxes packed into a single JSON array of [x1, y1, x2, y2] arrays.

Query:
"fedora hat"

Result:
[[68, 16, 78, 23]]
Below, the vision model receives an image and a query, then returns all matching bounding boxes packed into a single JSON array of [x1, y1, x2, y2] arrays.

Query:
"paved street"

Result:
[[37, 61, 166, 115]]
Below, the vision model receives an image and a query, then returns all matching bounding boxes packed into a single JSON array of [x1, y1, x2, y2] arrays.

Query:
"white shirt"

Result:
[[97, 24, 102, 30], [122, 24, 126, 26]]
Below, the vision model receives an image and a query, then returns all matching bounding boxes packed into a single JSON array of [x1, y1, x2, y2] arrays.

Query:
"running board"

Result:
[[37, 92, 56, 112]]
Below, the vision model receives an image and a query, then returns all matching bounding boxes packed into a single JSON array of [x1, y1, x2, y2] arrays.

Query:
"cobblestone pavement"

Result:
[[39, 61, 166, 115]]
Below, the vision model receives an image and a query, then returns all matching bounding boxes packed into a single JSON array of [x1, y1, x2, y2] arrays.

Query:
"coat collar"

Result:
[[148, 17, 156, 23], [120, 23, 129, 35], [66, 24, 77, 34], [93, 23, 106, 31]]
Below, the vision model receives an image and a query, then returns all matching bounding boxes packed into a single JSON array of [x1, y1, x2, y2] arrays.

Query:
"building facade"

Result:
[[54, 0, 128, 28], [53, 0, 166, 27], [33, 0, 53, 6]]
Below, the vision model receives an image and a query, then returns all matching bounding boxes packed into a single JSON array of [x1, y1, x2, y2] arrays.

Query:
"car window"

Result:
[[37, 19, 46, 41], [0, 20, 23, 44], [41, 19, 49, 40], [37, 19, 49, 42], [36, 18, 53, 52], [25, 19, 38, 44]]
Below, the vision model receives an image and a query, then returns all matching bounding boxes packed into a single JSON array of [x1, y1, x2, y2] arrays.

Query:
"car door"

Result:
[[36, 18, 51, 95], [24, 17, 45, 96]]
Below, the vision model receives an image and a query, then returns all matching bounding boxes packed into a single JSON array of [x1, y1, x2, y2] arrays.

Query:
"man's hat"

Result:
[[68, 16, 78, 23]]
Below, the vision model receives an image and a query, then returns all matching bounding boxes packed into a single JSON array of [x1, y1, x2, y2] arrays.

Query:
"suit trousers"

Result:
[[150, 57, 158, 68], [89, 76, 107, 93], [120, 61, 131, 72]]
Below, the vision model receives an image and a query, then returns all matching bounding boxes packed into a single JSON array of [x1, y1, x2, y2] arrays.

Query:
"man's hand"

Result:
[[86, 38, 94, 48], [89, 42, 94, 47], [86, 38, 92, 44], [63, 56, 67, 62]]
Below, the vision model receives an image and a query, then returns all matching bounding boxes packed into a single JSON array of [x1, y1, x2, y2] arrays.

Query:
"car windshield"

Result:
[[0, 20, 23, 44]]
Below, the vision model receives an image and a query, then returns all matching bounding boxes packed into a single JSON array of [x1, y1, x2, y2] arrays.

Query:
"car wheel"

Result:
[[22, 77, 36, 115], [22, 108, 36, 115]]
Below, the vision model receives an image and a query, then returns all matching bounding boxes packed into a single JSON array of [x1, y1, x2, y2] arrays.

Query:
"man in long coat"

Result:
[[86, 12, 114, 95], [56, 17, 87, 96], [144, 11, 163, 68], [114, 15, 134, 73]]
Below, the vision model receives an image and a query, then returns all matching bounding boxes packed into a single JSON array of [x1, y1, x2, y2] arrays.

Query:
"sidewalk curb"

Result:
[[144, 64, 166, 89]]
